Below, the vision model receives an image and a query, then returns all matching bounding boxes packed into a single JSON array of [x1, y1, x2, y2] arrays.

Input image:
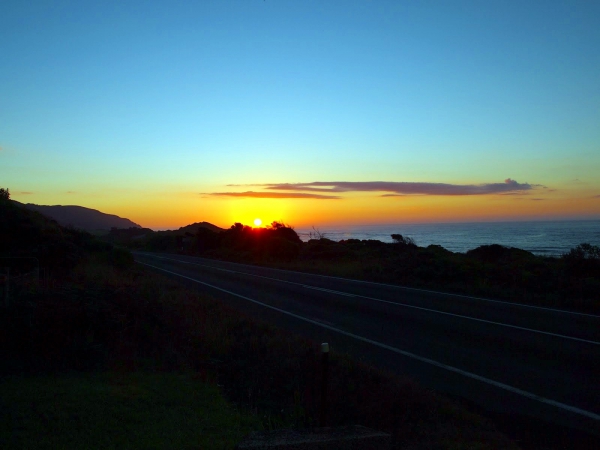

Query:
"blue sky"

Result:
[[1, 0, 599, 228]]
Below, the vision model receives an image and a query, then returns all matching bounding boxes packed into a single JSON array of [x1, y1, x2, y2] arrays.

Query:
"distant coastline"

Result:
[[296, 219, 600, 256]]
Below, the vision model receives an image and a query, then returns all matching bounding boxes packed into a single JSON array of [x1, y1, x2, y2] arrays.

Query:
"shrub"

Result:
[[265, 237, 300, 261], [109, 248, 134, 269], [391, 234, 416, 247]]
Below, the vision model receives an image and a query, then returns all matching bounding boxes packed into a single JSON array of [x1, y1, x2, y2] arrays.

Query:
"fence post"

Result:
[[319, 342, 329, 427]]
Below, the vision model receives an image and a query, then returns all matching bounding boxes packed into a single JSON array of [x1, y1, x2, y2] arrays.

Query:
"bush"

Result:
[[391, 234, 416, 247], [265, 237, 300, 261], [109, 248, 134, 269], [563, 243, 600, 260]]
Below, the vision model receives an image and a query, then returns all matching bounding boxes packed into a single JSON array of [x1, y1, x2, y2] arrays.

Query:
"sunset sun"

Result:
[[253, 218, 262, 227]]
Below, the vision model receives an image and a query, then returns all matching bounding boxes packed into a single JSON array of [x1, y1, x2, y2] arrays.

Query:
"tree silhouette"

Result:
[[391, 233, 415, 246], [0, 187, 9, 201]]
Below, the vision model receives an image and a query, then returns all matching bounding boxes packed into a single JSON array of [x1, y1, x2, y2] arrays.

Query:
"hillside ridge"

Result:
[[16, 202, 141, 231]]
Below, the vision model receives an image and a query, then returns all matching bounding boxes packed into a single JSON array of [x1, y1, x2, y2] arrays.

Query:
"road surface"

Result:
[[133, 251, 600, 439]]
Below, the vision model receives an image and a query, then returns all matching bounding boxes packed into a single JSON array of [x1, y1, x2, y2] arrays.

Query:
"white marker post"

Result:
[[319, 342, 329, 427]]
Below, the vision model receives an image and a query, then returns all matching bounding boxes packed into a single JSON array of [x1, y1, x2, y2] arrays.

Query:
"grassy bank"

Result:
[[1, 253, 517, 449], [0, 372, 259, 449]]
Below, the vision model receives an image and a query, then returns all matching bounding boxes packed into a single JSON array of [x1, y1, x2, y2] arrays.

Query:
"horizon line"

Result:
[[148, 216, 600, 232]]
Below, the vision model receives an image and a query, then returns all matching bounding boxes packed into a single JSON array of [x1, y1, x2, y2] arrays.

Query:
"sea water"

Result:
[[295, 220, 600, 256]]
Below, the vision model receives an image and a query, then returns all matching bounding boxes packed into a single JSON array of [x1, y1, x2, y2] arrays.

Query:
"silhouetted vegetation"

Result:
[[215, 222, 301, 261], [99, 215, 600, 314], [280, 238, 599, 313], [0, 198, 110, 277], [110, 221, 302, 262], [391, 233, 417, 247], [104, 226, 155, 245]]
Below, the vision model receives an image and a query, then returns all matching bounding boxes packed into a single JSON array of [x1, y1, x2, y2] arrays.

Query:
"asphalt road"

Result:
[[133, 251, 600, 439]]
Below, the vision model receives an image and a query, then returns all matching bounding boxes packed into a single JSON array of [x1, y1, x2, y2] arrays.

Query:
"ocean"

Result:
[[295, 220, 600, 257]]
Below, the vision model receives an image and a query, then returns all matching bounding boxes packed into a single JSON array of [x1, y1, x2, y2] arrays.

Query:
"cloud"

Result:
[[593, 195, 600, 199], [258, 179, 534, 196], [66, 191, 77, 194], [530, 198, 545, 201], [18, 191, 34, 195], [209, 191, 341, 199]]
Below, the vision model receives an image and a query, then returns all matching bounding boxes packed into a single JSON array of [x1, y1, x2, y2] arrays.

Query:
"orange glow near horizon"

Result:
[[11, 188, 600, 231], [149, 194, 597, 230]]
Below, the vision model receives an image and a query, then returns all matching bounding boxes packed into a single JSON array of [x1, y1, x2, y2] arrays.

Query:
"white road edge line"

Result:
[[136, 251, 600, 318], [138, 261, 600, 422], [140, 254, 600, 346]]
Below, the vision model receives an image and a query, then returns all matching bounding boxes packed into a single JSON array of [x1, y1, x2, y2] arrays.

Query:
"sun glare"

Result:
[[253, 218, 262, 227]]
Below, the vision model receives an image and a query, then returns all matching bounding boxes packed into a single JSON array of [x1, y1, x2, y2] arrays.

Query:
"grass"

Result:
[[0, 372, 260, 449], [0, 253, 519, 449]]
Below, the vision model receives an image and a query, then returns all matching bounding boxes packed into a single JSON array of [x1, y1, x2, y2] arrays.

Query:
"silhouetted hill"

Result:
[[102, 222, 223, 248], [0, 199, 109, 271], [175, 222, 224, 234], [16, 202, 141, 231]]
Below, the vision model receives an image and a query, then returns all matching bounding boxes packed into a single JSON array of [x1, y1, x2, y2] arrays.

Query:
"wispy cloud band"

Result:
[[261, 179, 533, 196], [209, 191, 340, 199], [212, 179, 535, 199]]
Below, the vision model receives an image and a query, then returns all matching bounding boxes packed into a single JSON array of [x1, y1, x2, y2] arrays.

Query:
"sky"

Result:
[[1, 0, 599, 229]]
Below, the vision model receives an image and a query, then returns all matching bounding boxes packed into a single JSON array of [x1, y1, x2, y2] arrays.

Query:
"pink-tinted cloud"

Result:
[[209, 191, 341, 199], [496, 192, 531, 196], [259, 179, 533, 196]]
